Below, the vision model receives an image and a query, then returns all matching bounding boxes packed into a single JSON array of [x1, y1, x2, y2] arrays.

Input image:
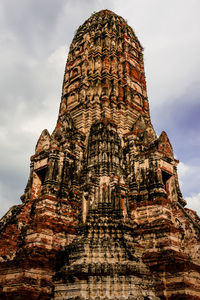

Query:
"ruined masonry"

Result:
[[0, 9, 199, 300]]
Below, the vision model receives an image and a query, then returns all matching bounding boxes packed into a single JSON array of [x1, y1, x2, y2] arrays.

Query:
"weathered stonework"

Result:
[[0, 9, 199, 300]]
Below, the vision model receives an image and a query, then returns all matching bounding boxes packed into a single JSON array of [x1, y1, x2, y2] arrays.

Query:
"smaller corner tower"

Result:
[[0, 9, 199, 300]]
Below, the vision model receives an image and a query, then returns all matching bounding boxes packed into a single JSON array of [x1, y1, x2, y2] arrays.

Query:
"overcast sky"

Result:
[[0, 0, 200, 218]]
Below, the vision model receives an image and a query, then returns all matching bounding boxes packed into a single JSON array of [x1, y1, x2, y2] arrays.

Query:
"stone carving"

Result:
[[0, 9, 199, 300]]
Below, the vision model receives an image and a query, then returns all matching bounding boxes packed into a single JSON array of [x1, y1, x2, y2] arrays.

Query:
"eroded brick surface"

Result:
[[0, 9, 199, 300]]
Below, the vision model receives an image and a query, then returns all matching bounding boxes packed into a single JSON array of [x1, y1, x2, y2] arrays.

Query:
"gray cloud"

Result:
[[0, 0, 200, 217]]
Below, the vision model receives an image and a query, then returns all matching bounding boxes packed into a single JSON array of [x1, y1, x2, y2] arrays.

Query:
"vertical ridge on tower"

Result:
[[0, 9, 199, 300]]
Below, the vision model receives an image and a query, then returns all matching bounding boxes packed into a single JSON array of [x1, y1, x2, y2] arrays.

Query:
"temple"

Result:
[[0, 9, 199, 300]]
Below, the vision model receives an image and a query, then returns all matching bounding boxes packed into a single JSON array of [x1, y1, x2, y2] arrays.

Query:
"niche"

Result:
[[31, 165, 48, 198], [162, 170, 172, 197], [35, 167, 47, 186]]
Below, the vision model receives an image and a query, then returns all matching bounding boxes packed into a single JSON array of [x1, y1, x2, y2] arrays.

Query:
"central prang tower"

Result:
[[59, 9, 153, 136], [0, 10, 199, 300], [52, 8, 158, 220]]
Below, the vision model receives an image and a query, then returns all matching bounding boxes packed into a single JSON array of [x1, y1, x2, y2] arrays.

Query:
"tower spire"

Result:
[[0, 10, 199, 300], [59, 9, 155, 138]]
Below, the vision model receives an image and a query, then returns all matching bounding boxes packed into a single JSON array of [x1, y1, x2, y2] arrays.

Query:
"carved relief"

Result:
[[0, 9, 199, 300]]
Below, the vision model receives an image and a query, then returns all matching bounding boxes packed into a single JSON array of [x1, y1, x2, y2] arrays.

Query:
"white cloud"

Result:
[[113, 0, 200, 107], [186, 193, 200, 215], [48, 45, 68, 70], [0, 181, 21, 219], [177, 162, 200, 215], [177, 162, 190, 177]]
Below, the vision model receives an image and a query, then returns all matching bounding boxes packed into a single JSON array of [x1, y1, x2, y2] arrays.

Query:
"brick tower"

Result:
[[0, 10, 199, 300]]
